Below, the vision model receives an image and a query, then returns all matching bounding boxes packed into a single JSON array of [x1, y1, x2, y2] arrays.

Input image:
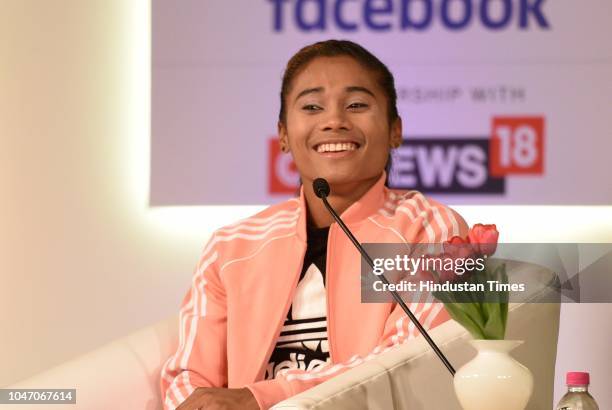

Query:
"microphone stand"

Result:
[[313, 178, 456, 376]]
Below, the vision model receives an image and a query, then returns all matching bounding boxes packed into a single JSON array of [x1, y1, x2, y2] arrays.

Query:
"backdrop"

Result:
[[151, 0, 612, 205]]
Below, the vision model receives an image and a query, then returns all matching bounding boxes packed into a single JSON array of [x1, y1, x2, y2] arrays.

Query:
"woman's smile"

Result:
[[313, 140, 361, 158]]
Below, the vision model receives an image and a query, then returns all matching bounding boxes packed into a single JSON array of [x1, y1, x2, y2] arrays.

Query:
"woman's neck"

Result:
[[302, 174, 382, 228]]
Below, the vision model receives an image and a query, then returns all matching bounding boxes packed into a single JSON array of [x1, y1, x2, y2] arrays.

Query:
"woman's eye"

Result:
[[302, 104, 322, 111], [348, 102, 368, 109]]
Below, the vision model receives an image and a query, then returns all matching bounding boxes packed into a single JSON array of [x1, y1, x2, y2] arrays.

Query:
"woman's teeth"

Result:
[[316, 142, 358, 153]]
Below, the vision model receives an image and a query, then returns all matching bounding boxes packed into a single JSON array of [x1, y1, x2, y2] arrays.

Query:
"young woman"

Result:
[[161, 40, 468, 410]]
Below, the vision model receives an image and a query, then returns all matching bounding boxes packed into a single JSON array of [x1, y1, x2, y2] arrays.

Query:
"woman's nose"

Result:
[[320, 107, 351, 132]]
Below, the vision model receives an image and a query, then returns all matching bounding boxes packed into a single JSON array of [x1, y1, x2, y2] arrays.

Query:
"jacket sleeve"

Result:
[[159, 235, 228, 409], [246, 203, 469, 409]]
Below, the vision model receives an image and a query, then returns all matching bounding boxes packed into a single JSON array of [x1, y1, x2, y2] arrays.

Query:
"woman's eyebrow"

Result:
[[294, 85, 375, 101], [345, 86, 375, 97], [295, 87, 323, 101]]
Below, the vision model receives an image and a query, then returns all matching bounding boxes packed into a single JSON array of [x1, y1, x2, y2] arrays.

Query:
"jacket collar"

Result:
[[295, 171, 388, 242]]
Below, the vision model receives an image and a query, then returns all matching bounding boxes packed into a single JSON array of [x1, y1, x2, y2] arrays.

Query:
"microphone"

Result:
[[313, 178, 456, 376]]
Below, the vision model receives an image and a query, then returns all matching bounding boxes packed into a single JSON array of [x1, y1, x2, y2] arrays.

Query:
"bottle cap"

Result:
[[567, 371, 590, 385]]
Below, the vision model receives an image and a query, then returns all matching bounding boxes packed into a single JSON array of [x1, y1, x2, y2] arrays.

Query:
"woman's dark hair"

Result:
[[280, 39, 398, 188]]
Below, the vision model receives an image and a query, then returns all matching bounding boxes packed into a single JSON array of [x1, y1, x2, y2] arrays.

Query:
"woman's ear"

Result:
[[278, 121, 290, 153], [390, 116, 403, 148]]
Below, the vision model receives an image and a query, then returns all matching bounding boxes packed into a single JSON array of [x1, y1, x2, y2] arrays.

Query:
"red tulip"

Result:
[[436, 253, 462, 283], [438, 236, 475, 283], [468, 223, 499, 256], [443, 235, 474, 259]]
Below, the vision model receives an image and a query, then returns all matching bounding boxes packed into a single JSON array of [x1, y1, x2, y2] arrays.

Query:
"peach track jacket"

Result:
[[160, 172, 468, 409]]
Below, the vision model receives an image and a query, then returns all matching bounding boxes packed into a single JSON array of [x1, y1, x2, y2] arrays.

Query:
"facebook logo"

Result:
[[269, 0, 550, 32]]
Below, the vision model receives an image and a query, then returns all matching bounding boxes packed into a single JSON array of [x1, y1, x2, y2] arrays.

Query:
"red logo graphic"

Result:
[[490, 116, 545, 177], [268, 138, 299, 194]]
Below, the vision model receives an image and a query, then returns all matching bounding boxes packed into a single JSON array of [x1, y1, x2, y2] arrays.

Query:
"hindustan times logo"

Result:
[[268, 0, 550, 32]]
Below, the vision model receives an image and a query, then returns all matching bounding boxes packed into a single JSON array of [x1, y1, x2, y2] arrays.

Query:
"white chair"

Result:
[[4, 261, 559, 410]]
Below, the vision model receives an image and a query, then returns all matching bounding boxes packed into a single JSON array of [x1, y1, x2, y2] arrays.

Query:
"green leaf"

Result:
[[433, 261, 511, 341], [479, 263, 509, 340], [482, 303, 504, 340], [444, 302, 486, 339], [500, 264, 509, 335]]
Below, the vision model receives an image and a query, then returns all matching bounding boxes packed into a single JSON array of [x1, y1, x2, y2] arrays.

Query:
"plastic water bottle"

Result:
[[556, 372, 599, 410]]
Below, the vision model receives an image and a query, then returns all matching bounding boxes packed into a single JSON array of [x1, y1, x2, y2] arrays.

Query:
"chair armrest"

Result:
[[3, 316, 178, 410]]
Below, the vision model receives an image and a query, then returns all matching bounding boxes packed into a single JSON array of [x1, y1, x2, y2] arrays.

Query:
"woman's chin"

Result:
[[303, 166, 382, 189], [319, 173, 373, 189]]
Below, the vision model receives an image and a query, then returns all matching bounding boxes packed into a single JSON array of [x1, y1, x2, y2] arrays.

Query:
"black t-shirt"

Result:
[[265, 224, 332, 380]]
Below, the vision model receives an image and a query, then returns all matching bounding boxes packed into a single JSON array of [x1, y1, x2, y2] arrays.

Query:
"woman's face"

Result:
[[279, 56, 402, 189]]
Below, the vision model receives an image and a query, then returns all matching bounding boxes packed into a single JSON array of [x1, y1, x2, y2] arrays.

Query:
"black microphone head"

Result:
[[313, 178, 330, 198]]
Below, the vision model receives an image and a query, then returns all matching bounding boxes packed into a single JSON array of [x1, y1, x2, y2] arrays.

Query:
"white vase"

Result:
[[454, 340, 533, 410]]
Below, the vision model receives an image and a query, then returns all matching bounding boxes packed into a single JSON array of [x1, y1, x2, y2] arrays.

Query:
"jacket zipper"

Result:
[[326, 223, 336, 363], [255, 239, 307, 381]]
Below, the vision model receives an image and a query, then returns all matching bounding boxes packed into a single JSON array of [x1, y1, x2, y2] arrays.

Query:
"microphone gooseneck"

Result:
[[312, 178, 456, 376]]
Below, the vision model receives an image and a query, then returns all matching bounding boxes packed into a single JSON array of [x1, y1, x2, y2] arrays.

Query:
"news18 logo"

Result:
[[268, 116, 545, 195], [489, 116, 544, 177]]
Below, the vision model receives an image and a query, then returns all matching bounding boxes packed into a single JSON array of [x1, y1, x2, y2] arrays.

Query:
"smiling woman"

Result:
[[160, 40, 469, 410], [278, 41, 402, 227]]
